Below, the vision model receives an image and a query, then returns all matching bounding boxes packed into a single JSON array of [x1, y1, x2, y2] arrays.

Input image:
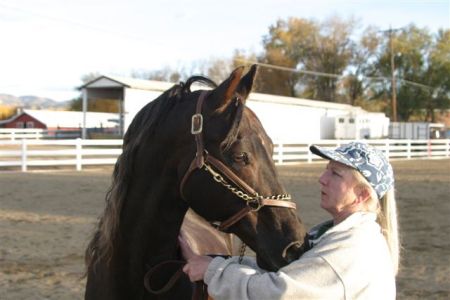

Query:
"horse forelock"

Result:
[[220, 101, 245, 152], [86, 76, 218, 271]]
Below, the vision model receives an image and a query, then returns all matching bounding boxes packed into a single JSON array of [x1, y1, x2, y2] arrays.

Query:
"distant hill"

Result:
[[0, 94, 70, 110]]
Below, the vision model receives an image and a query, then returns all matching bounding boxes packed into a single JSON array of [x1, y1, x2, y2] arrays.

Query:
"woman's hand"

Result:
[[179, 235, 213, 282]]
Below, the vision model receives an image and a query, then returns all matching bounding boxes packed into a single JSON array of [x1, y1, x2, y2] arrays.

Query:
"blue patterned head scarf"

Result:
[[310, 142, 394, 199]]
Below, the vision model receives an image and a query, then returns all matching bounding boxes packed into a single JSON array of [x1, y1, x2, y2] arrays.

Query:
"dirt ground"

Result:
[[0, 159, 449, 299]]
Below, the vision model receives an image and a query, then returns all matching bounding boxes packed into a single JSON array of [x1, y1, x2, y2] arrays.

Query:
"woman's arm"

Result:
[[204, 255, 344, 300], [180, 236, 344, 300]]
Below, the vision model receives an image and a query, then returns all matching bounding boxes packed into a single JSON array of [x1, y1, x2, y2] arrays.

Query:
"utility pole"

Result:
[[388, 26, 398, 122], [380, 26, 402, 122]]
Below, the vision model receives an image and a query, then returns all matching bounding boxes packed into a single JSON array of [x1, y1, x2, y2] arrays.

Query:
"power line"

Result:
[[234, 58, 437, 92], [240, 61, 342, 79]]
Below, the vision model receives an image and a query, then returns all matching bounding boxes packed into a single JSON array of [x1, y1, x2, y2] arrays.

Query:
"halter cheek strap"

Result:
[[179, 91, 209, 197]]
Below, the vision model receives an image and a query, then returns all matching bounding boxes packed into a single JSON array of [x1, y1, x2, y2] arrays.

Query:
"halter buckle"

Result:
[[247, 197, 263, 211], [191, 113, 203, 134]]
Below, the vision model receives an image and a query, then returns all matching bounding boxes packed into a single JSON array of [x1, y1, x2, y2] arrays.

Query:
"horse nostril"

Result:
[[282, 241, 302, 263]]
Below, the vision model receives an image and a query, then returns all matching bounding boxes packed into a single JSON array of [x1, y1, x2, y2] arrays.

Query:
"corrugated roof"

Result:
[[249, 92, 367, 112], [80, 75, 174, 91], [23, 109, 119, 128], [80, 75, 367, 112]]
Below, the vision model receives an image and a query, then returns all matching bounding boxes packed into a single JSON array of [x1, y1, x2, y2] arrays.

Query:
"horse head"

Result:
[[178, 65, 306, 271]]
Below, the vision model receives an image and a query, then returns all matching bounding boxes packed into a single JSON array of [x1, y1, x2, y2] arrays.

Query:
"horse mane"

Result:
[[85, 76, 217, 270]]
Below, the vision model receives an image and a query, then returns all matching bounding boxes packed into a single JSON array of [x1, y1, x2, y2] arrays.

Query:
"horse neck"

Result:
[[108, 172, 187, 299], [122, 172, 187, 258]]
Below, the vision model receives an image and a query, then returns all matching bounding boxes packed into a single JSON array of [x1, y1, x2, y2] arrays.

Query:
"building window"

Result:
[[16, 121, 24, 128], [349, 118, 355, 124], [26, 121, 34, 128], [338, 118, 345, 123]]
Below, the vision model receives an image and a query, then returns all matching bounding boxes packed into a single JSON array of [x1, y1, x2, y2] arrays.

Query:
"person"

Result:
[[179, 141, 400, 300]]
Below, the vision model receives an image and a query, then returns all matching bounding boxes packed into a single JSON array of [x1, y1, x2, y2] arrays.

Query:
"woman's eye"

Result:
[[332, 170, 341, 177]]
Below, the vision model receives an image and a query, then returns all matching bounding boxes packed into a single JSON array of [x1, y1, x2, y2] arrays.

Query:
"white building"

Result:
[[334, 113, 389, 140], [80, 75, 388, 141], [389, 122, 445, 139], [23, 109, 119, 130]]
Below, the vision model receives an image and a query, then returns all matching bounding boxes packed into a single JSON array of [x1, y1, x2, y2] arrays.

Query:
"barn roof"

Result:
[[250, 92, 366, 112], [81, 75, 367, 112], [0, 113, 20, 125], [80, 75, 174, 91], [23, 109, 119, 128]]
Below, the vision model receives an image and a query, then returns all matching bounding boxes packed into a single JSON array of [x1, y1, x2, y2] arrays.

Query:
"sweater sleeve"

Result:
[[204, 255, 345, 300]]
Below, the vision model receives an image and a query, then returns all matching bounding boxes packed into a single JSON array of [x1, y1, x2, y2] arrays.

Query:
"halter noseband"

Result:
[[179, 91, 296, 232]]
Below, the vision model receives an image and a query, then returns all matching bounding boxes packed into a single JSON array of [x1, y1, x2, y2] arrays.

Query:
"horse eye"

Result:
[[233, 152, 250, 164]]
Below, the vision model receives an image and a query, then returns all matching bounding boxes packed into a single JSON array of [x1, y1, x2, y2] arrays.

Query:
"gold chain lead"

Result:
[[203, 164, 291, 202]]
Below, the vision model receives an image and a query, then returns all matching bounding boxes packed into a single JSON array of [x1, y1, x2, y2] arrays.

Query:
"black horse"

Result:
[[85, 65, 306, 299]]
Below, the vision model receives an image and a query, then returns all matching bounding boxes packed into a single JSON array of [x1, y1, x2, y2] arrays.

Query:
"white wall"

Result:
[[246, 101, 323, 141], [122, 87, 370, 141], [367, 113, 390, 138], [335, 113, 389, 139], [123, 88, 163, 130]]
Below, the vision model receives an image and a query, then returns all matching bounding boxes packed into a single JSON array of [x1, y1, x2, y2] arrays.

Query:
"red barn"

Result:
[[0, 111, 46, 129]]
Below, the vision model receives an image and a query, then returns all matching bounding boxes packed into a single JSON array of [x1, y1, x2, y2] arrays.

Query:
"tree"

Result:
[[0, 105, 17, 120], [69, 96, 120, 113], [340, 26, 382, 106], [259, 16, 356, 101], [131, 59, 233, 85], [367, 25, 449, 121], [131, 67, 182, 83], [421, 29, 450, 121]]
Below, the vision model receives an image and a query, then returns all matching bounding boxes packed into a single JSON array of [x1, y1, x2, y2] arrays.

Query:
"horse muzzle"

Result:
[[282, 240, 303, 264]]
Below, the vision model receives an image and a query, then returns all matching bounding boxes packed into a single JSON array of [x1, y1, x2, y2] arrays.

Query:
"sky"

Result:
[[0, 0, 449, 102]]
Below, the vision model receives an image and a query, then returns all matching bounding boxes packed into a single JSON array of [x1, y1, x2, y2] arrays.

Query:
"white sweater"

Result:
[[204, 212, 395, 300]]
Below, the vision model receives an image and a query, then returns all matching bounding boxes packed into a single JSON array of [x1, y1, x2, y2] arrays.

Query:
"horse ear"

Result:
[[208, 66, 249, 112], [235, 64, 257, 102]]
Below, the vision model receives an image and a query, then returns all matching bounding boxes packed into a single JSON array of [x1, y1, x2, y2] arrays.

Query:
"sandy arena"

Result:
[[0, 159, 449, 299]]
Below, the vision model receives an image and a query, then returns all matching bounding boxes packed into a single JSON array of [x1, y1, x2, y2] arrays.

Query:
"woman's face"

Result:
[[318, 161, 360, 222]]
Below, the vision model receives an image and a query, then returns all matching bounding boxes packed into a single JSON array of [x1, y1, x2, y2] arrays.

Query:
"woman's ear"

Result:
[[354, 185, 372, 205]]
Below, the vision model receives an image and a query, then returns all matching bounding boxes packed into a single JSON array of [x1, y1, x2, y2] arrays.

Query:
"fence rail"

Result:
[[0, 128, 82, 140], [0, 139, 122, 171], [0, 128, 45, 140], [0, 138, 449, 171], [272, 139, 450, 164]]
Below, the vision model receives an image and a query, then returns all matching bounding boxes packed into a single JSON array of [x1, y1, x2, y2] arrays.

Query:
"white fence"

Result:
[[273, 139, 450, 164], [0, 139, 122, 171], [0, 139, 449, 171], [0, 128, 45, 140], [0, 128, 81, 140]]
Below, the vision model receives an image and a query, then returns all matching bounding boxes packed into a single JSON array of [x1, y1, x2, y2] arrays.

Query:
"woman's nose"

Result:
[[319, 171, 328, 185]]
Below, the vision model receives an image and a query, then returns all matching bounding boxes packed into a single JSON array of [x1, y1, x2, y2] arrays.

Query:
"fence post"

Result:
[[11, 131, 15, 141], [76, 138, 82, 171], [385, 140, 390, 161], [407, 140, 411, 159], [307, 143, 312, 163], [427, 140, 431, 158], [277, 142, 283, 164], [21, 139, 27, 172], [447, 139, 450, 158]]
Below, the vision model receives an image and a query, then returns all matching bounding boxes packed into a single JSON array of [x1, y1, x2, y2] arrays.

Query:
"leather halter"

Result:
[[179, 91, 296, 232]]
